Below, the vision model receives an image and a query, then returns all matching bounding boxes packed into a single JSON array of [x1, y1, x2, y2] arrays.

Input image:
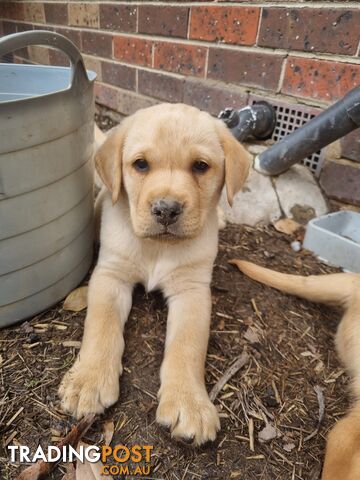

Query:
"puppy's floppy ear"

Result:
[[216, 121, 251, 207], [94, 120, 129, 204]]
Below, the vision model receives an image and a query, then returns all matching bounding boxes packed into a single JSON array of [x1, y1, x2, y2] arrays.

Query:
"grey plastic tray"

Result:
[[303, 211, 360, 272]]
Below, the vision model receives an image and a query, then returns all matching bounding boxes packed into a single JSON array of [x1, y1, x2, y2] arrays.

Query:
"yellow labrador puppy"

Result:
[[231, 260, 360, 479], [59, 103, 250, 445]]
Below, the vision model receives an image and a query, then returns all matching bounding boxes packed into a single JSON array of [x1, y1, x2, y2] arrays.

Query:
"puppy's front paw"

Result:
[[59, 357, 121, 419], [156, 386, 220, 446]]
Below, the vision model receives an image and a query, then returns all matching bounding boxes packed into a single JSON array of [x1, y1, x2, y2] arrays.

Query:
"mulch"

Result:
[[0, 220, 346, 480]]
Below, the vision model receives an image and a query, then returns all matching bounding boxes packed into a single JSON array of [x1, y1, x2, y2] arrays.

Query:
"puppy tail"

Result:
[[229, 259, 356, 308]]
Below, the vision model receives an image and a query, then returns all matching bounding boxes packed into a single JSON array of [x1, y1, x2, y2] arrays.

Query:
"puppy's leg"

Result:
[[322, 299, 360, 479], [59, 266, 132, 418], [322, 403, 360, 480], [156, 285, 220, 446]]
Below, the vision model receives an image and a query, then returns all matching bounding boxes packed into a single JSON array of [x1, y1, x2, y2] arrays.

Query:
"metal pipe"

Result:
[[218, 101, 276, 142], [255, 86, 360, 176]]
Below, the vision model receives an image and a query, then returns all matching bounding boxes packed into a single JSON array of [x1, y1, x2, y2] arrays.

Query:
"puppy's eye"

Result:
[[133, 158, 149, 172], [192, 160, 209, 173]]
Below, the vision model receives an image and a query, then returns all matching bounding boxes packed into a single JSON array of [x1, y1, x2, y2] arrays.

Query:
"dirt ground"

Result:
[[0, 218, 347, 480]]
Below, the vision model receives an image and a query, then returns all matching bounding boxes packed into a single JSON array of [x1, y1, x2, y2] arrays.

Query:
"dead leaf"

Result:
[[63, 287, 88, 312], [244, 326, 260, 344], [76, 442, 113, 480], [258, 423, 277, 443], [102, 420, 114, 446], [273, 218, 301, 235]]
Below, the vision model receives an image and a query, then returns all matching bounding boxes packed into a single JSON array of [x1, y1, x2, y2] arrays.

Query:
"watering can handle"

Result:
[[0, 30, 90, 88]]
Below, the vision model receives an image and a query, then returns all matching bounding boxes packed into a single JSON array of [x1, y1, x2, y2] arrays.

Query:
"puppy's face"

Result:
[[95, 104, 250, 241]]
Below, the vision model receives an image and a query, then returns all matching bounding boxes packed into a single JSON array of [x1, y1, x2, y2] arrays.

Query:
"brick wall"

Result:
[[1, 1, 360, 206]]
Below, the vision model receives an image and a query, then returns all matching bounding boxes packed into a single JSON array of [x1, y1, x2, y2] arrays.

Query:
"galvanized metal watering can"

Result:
[[0, 31, 96, 327]]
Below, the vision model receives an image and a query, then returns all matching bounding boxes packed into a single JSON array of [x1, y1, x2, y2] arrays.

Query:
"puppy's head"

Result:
[[95, 103, 250, 241]]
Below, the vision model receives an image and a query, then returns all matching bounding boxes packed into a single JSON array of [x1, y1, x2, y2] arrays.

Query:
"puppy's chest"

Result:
[[142, 254, 177, 292]]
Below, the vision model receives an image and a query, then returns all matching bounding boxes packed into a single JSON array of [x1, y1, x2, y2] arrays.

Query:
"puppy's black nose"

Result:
[[151, 198, 183, 226]]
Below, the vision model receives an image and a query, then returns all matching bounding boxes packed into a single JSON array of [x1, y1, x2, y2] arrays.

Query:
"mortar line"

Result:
[[11, 1, 360, 8], [277, 55, 289, 94], [254, 6, 263, 47]]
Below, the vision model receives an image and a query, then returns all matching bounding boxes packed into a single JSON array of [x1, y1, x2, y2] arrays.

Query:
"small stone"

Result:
[[244, 326, 260, 344], [21, 321, 34, 334], [28, 333, 40, 344], [274, 164, 328, 222], [220, 167, 281, 226], [258, 423, 278, 443], [291, 241, 302, 252], [264, 386, 279, 407], [283, 442, 296, 452]]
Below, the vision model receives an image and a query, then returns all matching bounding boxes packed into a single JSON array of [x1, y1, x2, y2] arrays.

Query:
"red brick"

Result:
[[24, 3, 45, 23], [282, 57, 360, 102], [1, 2, 25, 21], [184, 78, 248, 116], [190, 6, 260, 45], [49, 49, 68, 67], [69, 3, 99, 28], [2, 21, 16, 35], [138, 70, 184, 103], [101, 61, 136, 91], [208, 48, 284, 91], [138, 5, 189, 38], [82, 31, 112, 58], [117, 90, 159, 116], [95, 83, 158, 116], [100, 4, 136, 33], [54, 27, 81, 48], [44, 3, 68, 26], [154, 42, 207, 77], [259, 8, 360, 55], [341, 130, 360, 163], [94, 83, 119, 112], [114, 36, 152, 67], [320, 159, 360, 206]]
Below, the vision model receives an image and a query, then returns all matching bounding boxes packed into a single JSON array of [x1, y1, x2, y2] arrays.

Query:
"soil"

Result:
[[0, 221, 346, 480]]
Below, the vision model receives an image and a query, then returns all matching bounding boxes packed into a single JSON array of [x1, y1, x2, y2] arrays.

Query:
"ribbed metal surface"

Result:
[[0, 31, 96, 327]]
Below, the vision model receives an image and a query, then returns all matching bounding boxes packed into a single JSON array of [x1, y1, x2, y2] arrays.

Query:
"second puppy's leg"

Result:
[[322, 297, 360, 480]]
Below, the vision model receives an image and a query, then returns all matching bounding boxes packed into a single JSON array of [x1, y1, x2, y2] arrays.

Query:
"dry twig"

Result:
[[210, 352, 249, 402], [16, 414, 97, 480]]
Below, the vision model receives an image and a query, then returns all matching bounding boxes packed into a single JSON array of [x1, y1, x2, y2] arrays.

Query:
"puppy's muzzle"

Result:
[[151, 198, 183, 226]]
